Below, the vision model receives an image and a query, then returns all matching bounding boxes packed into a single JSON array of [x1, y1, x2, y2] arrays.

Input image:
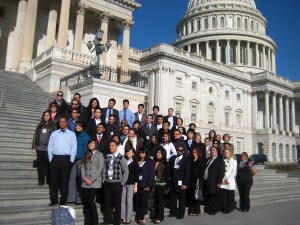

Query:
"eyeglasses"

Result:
[[57, 94, 63, 97], [177, 149, 184, 152], [72, 103, 78, 105]]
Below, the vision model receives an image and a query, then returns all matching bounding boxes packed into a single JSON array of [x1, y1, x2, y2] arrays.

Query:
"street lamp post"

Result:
[[87, 28, 111, 77]]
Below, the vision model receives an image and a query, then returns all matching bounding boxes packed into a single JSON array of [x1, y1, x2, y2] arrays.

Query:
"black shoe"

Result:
[[209, 211, 217, 215], [241, 209, 249, 212], [223, 210, 231, 214], [166, 214, 176, 218], [38, 182, 44, 186], [59, 202, 67, 206], [49, 202, 57, 206], [176, 217, 184, 220]]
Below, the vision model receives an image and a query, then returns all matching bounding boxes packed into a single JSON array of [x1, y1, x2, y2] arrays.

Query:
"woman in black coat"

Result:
[[32, 110, 56, 185], [237, 152, 256, 212], [153, 147, 170, 223], [187, 147, 205, 216]]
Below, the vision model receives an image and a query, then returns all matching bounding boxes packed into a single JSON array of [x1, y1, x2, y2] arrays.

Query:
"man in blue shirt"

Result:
[[48, 116, 77, 206], [67, 109, 80, 132], [119, 99, 135, 127]]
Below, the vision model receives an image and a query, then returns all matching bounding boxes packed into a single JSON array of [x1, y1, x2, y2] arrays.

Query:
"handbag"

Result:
[[33, 159, 38, 168], [194, 179, 203, 201]]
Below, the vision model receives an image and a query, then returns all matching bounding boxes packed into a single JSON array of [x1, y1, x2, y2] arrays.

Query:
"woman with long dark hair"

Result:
[[32, 110, 56, 186], [86, 98, 100, 120], [153, 147, 170, 223], [121, 147, 139, 224], [81, 139, 105, 225], [161, 133, 176, 161], [135, 147, 155, 225]]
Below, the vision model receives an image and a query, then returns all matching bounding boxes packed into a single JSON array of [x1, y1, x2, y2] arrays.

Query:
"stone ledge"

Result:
[[265, 163, 300, 171]]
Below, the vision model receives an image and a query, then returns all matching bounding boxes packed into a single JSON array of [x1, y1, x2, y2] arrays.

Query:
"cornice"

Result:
[[105, 0, 141, 10]]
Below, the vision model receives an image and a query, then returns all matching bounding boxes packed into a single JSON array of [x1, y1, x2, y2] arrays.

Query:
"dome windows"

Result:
[[237, 17, 241, 29], [244, 18, 248, 30], [204, 18, 208, 29], [220, 17, 225, 28], [212, 17, 217, 28]]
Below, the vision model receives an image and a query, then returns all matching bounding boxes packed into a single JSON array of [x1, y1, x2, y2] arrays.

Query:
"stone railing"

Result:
[[31, 45, 96, 68], [117, 45, 142, 58], [141, 43, 252, 81], [252, 71, 294, 87]]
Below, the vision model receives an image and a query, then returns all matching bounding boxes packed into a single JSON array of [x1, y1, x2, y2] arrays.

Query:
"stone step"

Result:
[[0, 159, 33, 167], [0, 115, 42, 123], [0, 132, 36, 140], [0, 166, 37, 175], [0, 152, 35, 160], [0, 105, 46, 115]]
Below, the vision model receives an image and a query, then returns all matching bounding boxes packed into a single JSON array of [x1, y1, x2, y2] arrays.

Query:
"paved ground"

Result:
[[148, 199, 300, 225]]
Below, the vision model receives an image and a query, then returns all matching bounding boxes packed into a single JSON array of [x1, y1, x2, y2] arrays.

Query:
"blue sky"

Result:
[[130, 0, 300, 81]]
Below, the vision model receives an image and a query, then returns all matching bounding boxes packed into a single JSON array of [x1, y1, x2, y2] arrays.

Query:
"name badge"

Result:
[[155, 176, 158, 181], [42, 129, 47, 134], [110, 132, 113, 135], [146, 136, 149, 140], [178, 180, 182, 186], [108, 169, 113, 177], [174, 165, 179, 169], [139, 175, 143, 181]]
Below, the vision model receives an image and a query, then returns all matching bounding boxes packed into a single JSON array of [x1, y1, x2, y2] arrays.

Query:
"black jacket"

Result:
[[86, 118, 105, 138], [169, 155, 191, 189], [204, 157, 225, 194], [93, 133, 110, 155], [32, 121, 57, 149], [101, 107, 120, 126]]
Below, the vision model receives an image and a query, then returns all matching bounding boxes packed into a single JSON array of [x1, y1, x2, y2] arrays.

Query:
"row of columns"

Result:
[[12, 0, 132, 71], [184, 40, 276, 73], [253, 91, 296, 133]]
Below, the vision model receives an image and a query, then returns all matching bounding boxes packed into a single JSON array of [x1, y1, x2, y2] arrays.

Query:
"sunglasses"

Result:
[[72, 103, 78, 105], [57, 94, 63, 97], [177, 149, 184, 152]]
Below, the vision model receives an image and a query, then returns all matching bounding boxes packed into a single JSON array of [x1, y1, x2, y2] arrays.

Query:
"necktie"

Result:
[[111, 108, 113, 115], [189, 140, 192, 147], [123, 109, 127, 121], [147, 124, 150, 130], [98, 135, 101, 144]]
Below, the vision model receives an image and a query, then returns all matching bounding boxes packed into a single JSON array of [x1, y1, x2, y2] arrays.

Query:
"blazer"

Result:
[[184, 139, 199, 156], [81, 151, 105, 189], [141, 123, 158, 139], [102, 107, 120, 126], [124, 138, 144, 152], [134, 112, 147, 127], [86, 118, 105, 138], [204, 156, 225, 194], [163, 116, 178, 129], [189, 158, 205, 188], [105, 123, 120, 138], [220, 158, 237, 190], [126, 159, 140, 185], [169, 155, 191, 189], [93, 133, 110, 155], [138, 158, 155, 188]]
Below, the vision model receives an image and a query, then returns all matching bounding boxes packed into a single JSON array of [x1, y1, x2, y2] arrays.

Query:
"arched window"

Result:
[[208, 103, 214, 124], [220, 17, 225, 28], [236, 109, 243, 129], [228, 16, 233, 28], [279, 144, 283, 162], [230, 46, 235, 63], [237, 17, 241, 29], [224, 107, 231, 127], [272, 143, 277, 162], [286, 144, 290, 162], [211, 47, 216, 61], [197, 20, 201, 31], [244, 19, 248, 30], [221, 47, 226, 63], [212, 17, 217, 28], [251, 21, 254, 31], [204, 18, 208, 29]]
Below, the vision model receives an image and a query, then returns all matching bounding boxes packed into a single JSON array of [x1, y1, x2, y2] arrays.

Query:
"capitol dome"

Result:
[[173, 0, 277, 73]]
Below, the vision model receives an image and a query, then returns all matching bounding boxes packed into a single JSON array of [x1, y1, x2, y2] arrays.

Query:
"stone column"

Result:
[[226, 40, 230, 64], [272, 92, 277, 130], [12, 0, 28, 70], [121, 19, 134, 72], [183, 24, 186, 35], [291, 98, 296, 133], [255, 43, 259, 67], [57, 0, 71, 48], [265, 91, 270, 129], [279, 95, 284, 131], [216, 40, 220, 63], [196, 43, 200, 56], [285, 96, 290, 132], [247, 41, 250, 66], [100, 12, 111, 65], [73, 3, 87, 52], [205, 41, 210, 60], [251, 92, 257, 129], [236, 40, 240, 65], [46, 2, 58, 49], [268, 48, 271, 71], [20, 0, 38, 62], [272, 51, 276, 73], [262, 45, 266, 69], [188, 44, 191, 52]]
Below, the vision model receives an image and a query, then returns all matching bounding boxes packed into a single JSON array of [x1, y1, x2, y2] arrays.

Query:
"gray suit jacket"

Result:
[[81, 151, 105, 189], [134, 112, 147, 127], [141, 123, 158, 139]]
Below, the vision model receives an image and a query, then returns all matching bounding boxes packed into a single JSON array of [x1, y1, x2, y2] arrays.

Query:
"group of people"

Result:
[[32, 91, 256, 225]]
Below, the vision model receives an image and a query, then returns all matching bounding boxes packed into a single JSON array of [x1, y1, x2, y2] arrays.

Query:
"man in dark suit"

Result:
[[123, 128, 144, 152], [134, 103, 147, 127], [151, 105, 160, 125], [102, 98, 119, 126], [86, 107, 104, 138], [168, 144, 191, 219], [157, 120, 172, 143], [94, 123, 109, 155], [203, 146, 225, 215], [172, 129, 188, 156], [184, 129, 198, 156], [163, 108, 178, 130], [105, 114, 120, 139], [141, 114, 158, 143]]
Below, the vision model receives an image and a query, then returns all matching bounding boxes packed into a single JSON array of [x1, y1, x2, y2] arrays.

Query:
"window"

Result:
[[184, 24, 187, 35], [221, 47, 226, 63], [225, 112, 230, 127], [191, 44, 197, 54], [0, 7, 4, 18], [204, 18, 208, 29], [202, 48, 206, 58], [211, 47, 216, 61], [252, 47, 256, 66], [228, 16, 233, 28], [191, 22, 194, 33], [175, 102, 182, 118], [237, 93, 241, 101], [230, 46, 235, 63], [197, 20, 201, 31], [237, 17, 241, 29], [208, 103, 214, 124], [176, 77, 182, 87], [212, 17, 217, 28], [191, 105, 197, 121], [237, 141, 241, 153], [192, 82, 197, 90], [183, 46, 188, 51], [251, 21, 254, 31], [244, 19, 248, 30], [236, 114, 241, 128], [209, 87, 213, 94], [220, 17, 225, 28], [225, 90, 229, 98]]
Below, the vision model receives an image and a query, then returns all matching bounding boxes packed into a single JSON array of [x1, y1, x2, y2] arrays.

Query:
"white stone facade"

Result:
[[0, 0, 299, 161]]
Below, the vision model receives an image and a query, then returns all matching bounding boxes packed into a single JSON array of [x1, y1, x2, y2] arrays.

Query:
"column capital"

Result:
[[122, 19, 134, 30], [251, 91, 257, 96], [49, 0, 60, 10], [100, 11, 112, 23], [76, 2, 88, 15]]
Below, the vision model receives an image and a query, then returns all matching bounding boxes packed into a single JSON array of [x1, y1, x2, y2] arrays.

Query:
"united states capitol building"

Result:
[[0, 0, 299, 162]]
